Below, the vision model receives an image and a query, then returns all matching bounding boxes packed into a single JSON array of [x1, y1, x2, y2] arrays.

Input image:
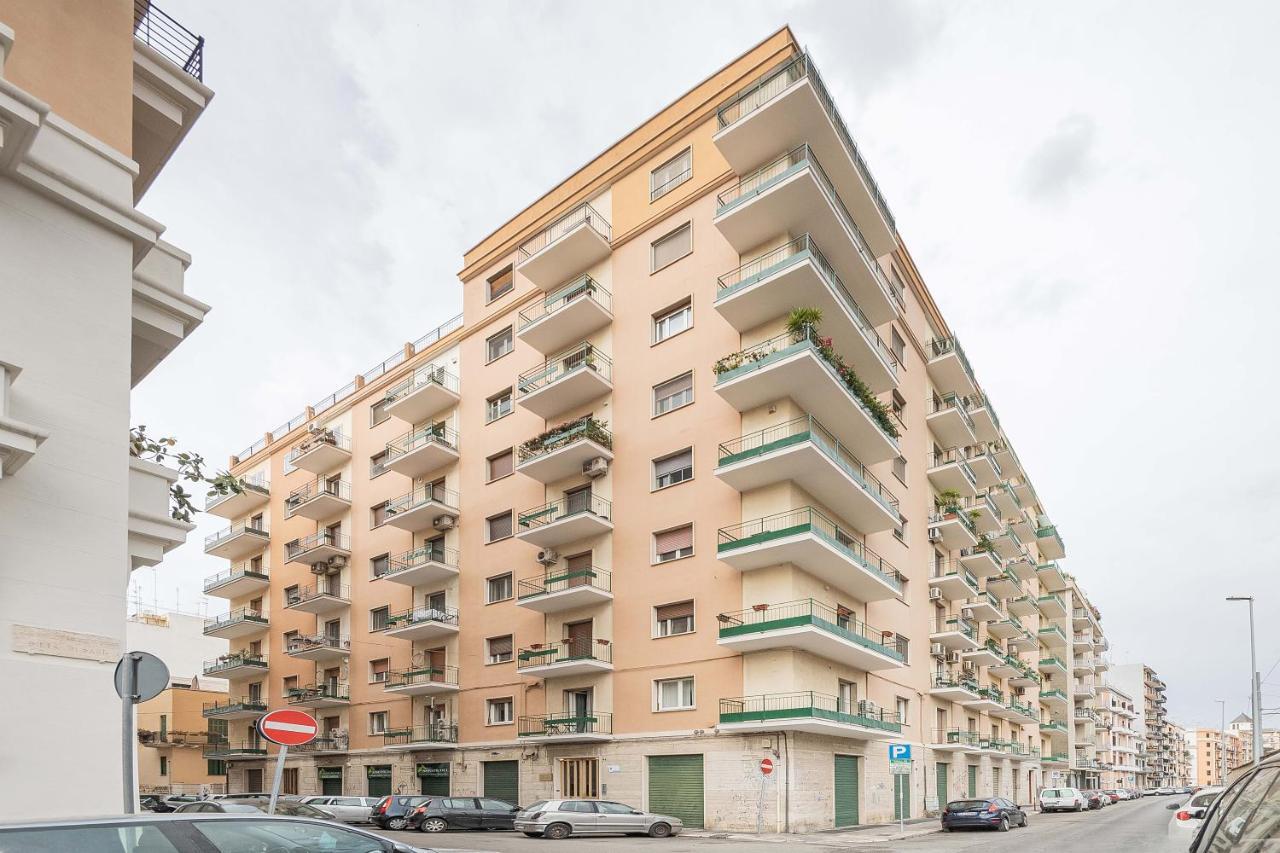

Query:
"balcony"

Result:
[[291, 736, 349, 756], [1006, 701, 1041, 726], [1039, 656, 1069, 677], [205, 474, 269, 519], [203, 608, 268, 640], [517, 275, 613, 355], [1042, 753, 1069, 766], [958, 546, 1002, 578], [930, 616, 980, 651], [518, 712, 613, 743], [927, 395, 977, 448], [203, 563, 269, 599], [988, 482, 1023, 517], [516, 417, 613, 484], [517, 638, 613, 678], [713, 53, 896, 257], [964, 445, 1003, 489], [381, 485, 459, 533], [517, 566, 612, 613], [714, 236, 898, 391], [714, 145, 900, 325], [928, 508, 978, 551], [284, 479, 351, 521], [202, 652, 268, 679], [285, 634, 350, 662], [1009, 663, 1042, 689], [383, 665, 459, 697], [719, 692, 902, 739], [717, 599, 907, 671], [1006, 555, 1038, 582], [929, 728, 980, 752], [929, 564, 980, 602], [930, 674, 980, 703], [382, 723, 459, 751], [204, 522, 269, 560], [517, 493, 612, 549], [1007, 594, 1038, 619], [516, 342, 613, 421], [1041, 689, 1068, 708], [963, 639, 1005, 668], [284, 531, 350, 567], [961, 685, 1005, 714], [926, 449, 978, 498], [713, 327, 900, 464], [966, 393, 1002, 444], [1037, 593, 1067, 619], [516, 202, 612, 290], [965, 590, 1005, 622], [964, 493, 1002, 535], [1009, 622, 1039, 653], [384, 425, 459, 480], [1039, 624, 1069, 649], [1036, 524, 1066, 561], [1037, 561, 1069, 594], [202, 741, 268, 760], [715, 415, 899, 533], [374, 545, 460, 588], [925, 337, 978, 399], [286, 430, 351, 475], [1009, 475, 1037, 508], [287, 682, 349, 709], [285, 583, 350, 616], [378, 606, 460, 642], [202, 696, 267, 720], [1009, 513, 1035, 543], [383, 365, 460, 425], [989, 527, 1024, 559], [717, 507, 904, 602], [985, 570, 1020, 599]]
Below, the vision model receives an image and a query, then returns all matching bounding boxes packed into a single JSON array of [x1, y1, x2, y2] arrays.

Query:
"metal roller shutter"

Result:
[[647, 754, 704, 828], [483, 760, 519, 806], [967, 764, 978, 797], [834, 754, 859, 827], [894, 773, 911, 820], [936, 762, 948, 808]]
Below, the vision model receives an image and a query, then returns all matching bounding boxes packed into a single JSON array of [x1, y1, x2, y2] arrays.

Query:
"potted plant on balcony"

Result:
[[934, 489, 963, 516]]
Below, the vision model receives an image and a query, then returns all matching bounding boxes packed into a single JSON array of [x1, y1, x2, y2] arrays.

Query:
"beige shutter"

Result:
[[655, 449, 692, 478], [488, 635, 512, 656], [651, 223, 691, 270], [655, 601, 694, 621], [489, 450, 513, 479], [488, 512, 512, 540], [655, 524, 693, 554]]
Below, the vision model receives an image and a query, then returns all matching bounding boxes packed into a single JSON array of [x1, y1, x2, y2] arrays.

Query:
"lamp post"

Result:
[[1226, 596, 1262, 767]]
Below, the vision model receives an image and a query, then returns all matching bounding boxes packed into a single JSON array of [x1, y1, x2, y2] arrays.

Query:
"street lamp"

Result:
[[1227, 596, 1263, 767]]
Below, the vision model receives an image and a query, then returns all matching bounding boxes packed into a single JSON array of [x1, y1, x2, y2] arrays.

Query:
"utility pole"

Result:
[[1227, 596, 1263, 766]]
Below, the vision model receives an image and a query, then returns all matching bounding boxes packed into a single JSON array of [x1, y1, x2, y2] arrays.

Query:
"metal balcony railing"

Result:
[[285, 531, 350, 560], [517, 566, 611, 600], [385, 665, 459, 691], [286, 430, 350, 464], [517, 416, 612, 462], [719, 692, 902, 733], [518, 493, 611, 532], [380, 605, 459, 632], [519, 712, 613, 738], [287, 682, 349, 704], [286, 634, 350, 655], [718, 599, 907, 663], [927, 336, 976, 385], [202, 652, 267, 676], [132, 0, 204, 80], [285, 478, 351, 514], [386, 423, 459, 462], [377, 544, 460, 579], [202, 696, 267, 717], [384, 365, 460, 406], [932, 616, 977, 640], [203, 562, 268, 592], [516, 342, 612, 396], [518, 275, 612, 329], [517, 638, 612, 670], [518, 202, 611, 261], [381, 723, 458, 747], [385, 483, 460, 517], [204, 522, 268, 550], [285, 584, 350, 607], [205, 472, 268, 512], [202, 608, 267, 634]]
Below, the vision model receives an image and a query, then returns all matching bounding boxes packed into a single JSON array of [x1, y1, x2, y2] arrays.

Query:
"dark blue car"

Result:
[[941, 797, 1028, 831]]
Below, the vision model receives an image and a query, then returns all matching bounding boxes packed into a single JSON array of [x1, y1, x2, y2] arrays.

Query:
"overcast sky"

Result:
[[132, 0, 1280, 730]]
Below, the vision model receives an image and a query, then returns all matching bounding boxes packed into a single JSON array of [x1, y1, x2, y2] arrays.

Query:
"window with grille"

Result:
[[487, 449, 514, 481], [650, 148, 691, 201], [487, 389, 512, 422], [487, 635, 513, 664], [486, 327, 513, 362], [487, 573, 513, 603], [487, 267, 513, 302], [653, 299, 692, 343], [653, 372, 693, 415], [655, 601, 695, 637], [654, 524, 693, 562], [655, 677, 695, 711], [561, 758, 600, 798], [653, 448, 693, 489], [651, 222, 692, 272]]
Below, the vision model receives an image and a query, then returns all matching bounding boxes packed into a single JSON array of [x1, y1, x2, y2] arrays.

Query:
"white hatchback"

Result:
[[1167, 787, 1223, 841], [1039, 787, 1087, 812]]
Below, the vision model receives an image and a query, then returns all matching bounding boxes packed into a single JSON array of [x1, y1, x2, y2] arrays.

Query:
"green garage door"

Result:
[[483, 760, 519, 806], [834, 755, 859, 827], [893, 773, 911, 820], [647, 755, 704, 828], [418, 763, 449, 796], [936, 762, 948, 807], [967, 765, 978, 797]]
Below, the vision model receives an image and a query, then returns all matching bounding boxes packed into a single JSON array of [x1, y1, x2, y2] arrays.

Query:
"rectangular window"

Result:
[[891, 328, 906, 365], [371, 501, 389, 527], [656, 677, 695, 711], [650, 147, 692, 201], [891, 390, 906, 424], [370, 398, 391, 427], [282, 767, 298, 795], [487, 449, 514, 481], [486, 511, 513, 543], [894, 514, 907, 543], [653, 448, 693, 489], [893, 456, 907, 485], [370, 659, 389, 683], [370, 554, 389, 579], [653, 299, 692, 343], [654, 524, 694, 563], [651, 222, 692, 272], [369, 711, 389, 735], [370, 606, 390, 632], [655, 601, 695, 637], [653, 372, 693, 416], [487, 635, 513, 664], [208, 760, 226, 776], [486, 327, 513, 363], [487, 267, 513, 302], [283, 585, 299, 606], [897, 697, 910, 726], [370, 450, 388, 477], [486, 573, 513, 603], [159, 755, 168, 776], [486, 389, 512, 423], [838, 680, 857, 713], [487, 697, 514, 724]]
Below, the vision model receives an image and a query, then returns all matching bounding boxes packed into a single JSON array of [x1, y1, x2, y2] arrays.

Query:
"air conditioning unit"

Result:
[[930, 643, 945, 658], [928, 528, 943, 544], [309, 563, 329, 576], [928, 588, 943, 601], [946, 651, 961, 664], [962, 663, 977, 675], [961, 608, 975, 620], [582, 456, 609, 479], [328, 555, 347, 570], [432, 514, 457, 531], [535, 549, 560, 566]]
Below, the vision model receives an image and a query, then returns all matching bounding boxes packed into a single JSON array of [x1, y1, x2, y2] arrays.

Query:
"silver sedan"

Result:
[[514, 799, 682, 839]]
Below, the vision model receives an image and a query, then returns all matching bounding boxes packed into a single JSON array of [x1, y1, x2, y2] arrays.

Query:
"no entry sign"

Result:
[[257, 709, 318, 747], [760, 757, 774, 776]]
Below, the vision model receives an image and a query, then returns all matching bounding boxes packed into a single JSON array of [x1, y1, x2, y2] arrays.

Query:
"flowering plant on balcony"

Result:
[[517, 415, 612, 460]]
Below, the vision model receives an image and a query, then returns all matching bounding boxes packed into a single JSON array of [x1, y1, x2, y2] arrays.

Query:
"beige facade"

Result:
[[137, 679, 228, 796], [203, 27, 1112, 828]]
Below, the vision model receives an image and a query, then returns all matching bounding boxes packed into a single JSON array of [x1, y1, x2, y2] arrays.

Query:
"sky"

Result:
[[131, 0, 1280, 731]]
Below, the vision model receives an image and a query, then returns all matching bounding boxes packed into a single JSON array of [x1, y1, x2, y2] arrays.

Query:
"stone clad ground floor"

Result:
[[226, 733, 1050, 832]]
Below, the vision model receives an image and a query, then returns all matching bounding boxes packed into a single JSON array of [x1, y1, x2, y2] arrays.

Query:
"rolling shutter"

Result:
[[482, 760, 519, 807], [834, 754, 859, 827], [647, 754, 704, 828], [936, 762, 948, 808], [967, 764, 978, 797]]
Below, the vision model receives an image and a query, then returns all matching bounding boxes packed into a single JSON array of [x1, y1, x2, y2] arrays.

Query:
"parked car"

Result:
[[514, 800, 682, 839], [1110, 789, 1131, 801], [1154, 786, 1176, 795], [1082, 790, 1106, 809], [1189, 754, 1280, 851], [141, 794, 200, 813], [0, 815, 437, 853], [300, 795, 379, 824], [1039, 787, 1087, 812], [173, 798, 336, 820], [941, 797, 1028, 832], [372, 795, 434, 831], [409, 796, 520, 832], [1167, 786, 1224, 841], [1101, 790, 1121, 804]]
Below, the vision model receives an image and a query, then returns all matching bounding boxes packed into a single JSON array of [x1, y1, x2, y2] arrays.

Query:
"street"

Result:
[[371, 796, 1180, 853]]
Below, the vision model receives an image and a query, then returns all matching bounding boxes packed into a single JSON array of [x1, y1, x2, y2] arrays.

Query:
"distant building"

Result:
[[137, 676, 229, 796]]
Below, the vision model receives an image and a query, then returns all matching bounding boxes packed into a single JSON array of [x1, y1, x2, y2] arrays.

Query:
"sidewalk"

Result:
[[683, 817, 940, 846]]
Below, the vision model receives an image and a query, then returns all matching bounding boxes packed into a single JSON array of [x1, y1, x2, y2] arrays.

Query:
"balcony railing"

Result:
[[717, 414, 898, 515], [285, 584, 350, 607], [717, 507, 905, 592], [929, 507, 977, 535], [381, 724, 459, 747], [203, 608, 267, 634], [286, 634, 350, 655], [932, 616, 977, 640], [202, 741, 267, 758], [202, 696, 267, 717], [385, 424, 459, 462], [385, 665, 459, 691], [132, 0, 204, 81], [931, 563, 980, 595], [202, 652, 267, 676], [205, 473, 269, 513], [287, 683, 349, 704], [518, 416, 612, 462], [718, 599, 907, 663], [377, 544, 460, 580], [518, 493, 611, 532], [518, 275, 612, 328], [286, 430, 350, 465], [385, 483, 460, 517], [516, 342, 612, 396], [285, 531, 350, 561], [927, 337, 977, 386], [933, 728, 980, 747], [204, 522, 268, 551], [932, 672, 980, 694], [382, 605, 459, 632], [517, 638, 612, 671], [518, 201, 612, 261], [929, 394, 977, 434], [519, 712, 613, 738], [719, 692, 902, 733], [384, 365, 459, 405], [202, 563, 268, 593], [285, 478, 351, 513], [517, 566, 611, 600]]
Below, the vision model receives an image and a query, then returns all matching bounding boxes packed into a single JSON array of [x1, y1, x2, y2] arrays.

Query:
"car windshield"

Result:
[[1190, 791, 1221, 809], [948, 800, 990, 810], [0, 823, 183, 853]]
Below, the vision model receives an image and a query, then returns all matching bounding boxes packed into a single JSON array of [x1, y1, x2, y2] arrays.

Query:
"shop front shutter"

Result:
[[418, 763, 450, 796], [482, 760, 519, 806], [834, 754, 859, 827], [647, 754, 704, 828]]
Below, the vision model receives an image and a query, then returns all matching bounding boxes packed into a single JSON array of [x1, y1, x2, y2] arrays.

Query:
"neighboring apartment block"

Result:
[[1109, 662, 1185, 788], [137, 677, 229, 796], [0, 1, 211, 819], [202, 27, 1111, 828], [1096, 684, 1144, 789]]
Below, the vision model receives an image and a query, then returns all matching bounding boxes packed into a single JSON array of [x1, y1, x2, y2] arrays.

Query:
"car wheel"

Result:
[[1074, 804, 1082, 812], [543, 823, 572, 840], [997, 817, 1009, 832], [386, 817, 408, 831], [649, 822, 673, 838], [420, 817, 447, 833]]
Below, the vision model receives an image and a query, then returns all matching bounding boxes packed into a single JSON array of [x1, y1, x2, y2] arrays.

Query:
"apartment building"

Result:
[[1190, 726, 1247, 787], [1109, 663, 1181, 788], [0, 1, 211, 819], [202, 27, 1107, 829], [1096, 684, 1143, 789], [137, 677, 229, 796]]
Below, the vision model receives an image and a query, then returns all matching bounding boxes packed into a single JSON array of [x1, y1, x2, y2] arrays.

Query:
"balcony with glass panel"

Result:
[[716, 599, 907, 672], [383, 365, 460, 425], [284, 478, 351, 521], [286, 429, 351, 474], [203, 562, 269, 599], [383, 665, 459, 697], [516, 201, 612, 290], [204, 522, 269, 560], [380, 484, 459, 533], [515, 342, 612, 421], [516, 416, 613, 485], [205, 473, 269, 519], [927, 394, 977, 448], [517, 566, 612, 613], [1036, 523, 1067, 561], [384, 424, 459, 480], [517, 492, 612, 549], [1036, 560, 1069, 592], [718, 692, 902, 740], [374, 544, 459, 588], [1037, 592, 1068, 619], [517, 275, 612, 355], [925, 337, 978, 399]]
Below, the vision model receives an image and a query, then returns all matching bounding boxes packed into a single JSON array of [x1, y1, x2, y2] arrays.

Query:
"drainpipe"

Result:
[[781, 731, 791, 834]]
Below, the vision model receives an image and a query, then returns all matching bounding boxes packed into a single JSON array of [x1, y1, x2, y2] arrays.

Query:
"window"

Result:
[[893, 456, 907, 485], [487, 697, 514, 724], [487, 449, 514, 481], [282, 675, 298, 696], [208, 759, 226, 776], [283, 585, 299, 606], [486, 511, 513, 542], [371, 501, 389, 527], [653, 448, 693, 489], [838, 680, 857, 713], [653, 299, 692, 343], [890, 328, 906, 365], [654, 524, 693, 563], [370, 553, 389, 579], [370, 659, 388, 683], [370, 398, 391, 427], [891, 390, 906, 424], [369, 711, 389, 735], [282, 767, 299, 795], [561, 758, 600, 799], [159, 755, 168, 776], [486, 573, 513, 603], [655, 601, 695, 637], [487, 635, 513, 664], [370, 606, 390, 632], [653, 372, 693, 416], [487, 267, 513, 302], [651, 222, 692, 272], [894, 514, 907, 543], [486, 327, 513, 362], [486, 389, 512, 423], [370, 449, 388, 477], [897, 697, 910, 726], [650, 147, 692, 201], [656, 677, 695, 711]]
